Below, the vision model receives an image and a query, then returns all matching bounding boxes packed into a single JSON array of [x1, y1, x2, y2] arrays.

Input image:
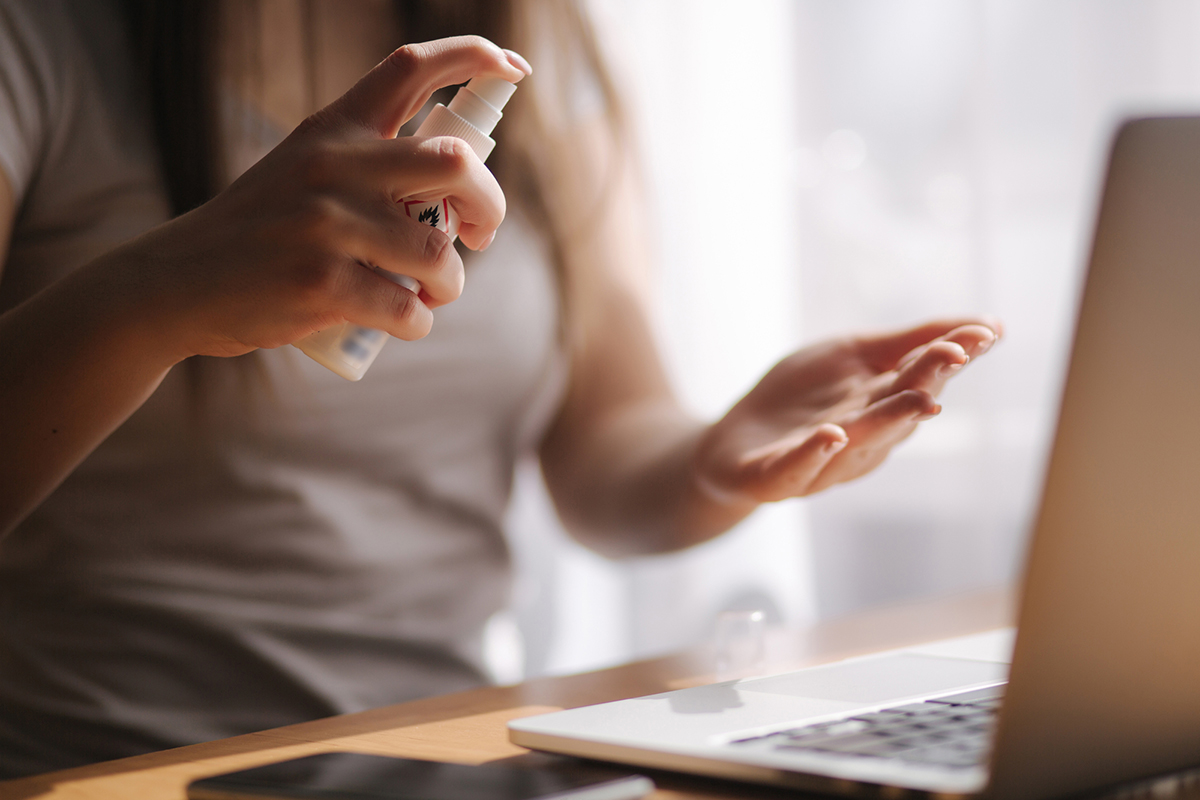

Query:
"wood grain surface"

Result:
[[0, 587, 1013, 800]]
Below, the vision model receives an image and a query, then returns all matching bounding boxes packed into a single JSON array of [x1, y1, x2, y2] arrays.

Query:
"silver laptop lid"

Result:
[[988, 117, 1200, 800]]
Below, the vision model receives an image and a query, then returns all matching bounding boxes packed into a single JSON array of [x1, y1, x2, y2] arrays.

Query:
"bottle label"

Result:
[[402, 198, 458, 237]]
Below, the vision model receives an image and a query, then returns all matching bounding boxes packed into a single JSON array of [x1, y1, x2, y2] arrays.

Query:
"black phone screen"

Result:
[[187, 752, 654, 800]]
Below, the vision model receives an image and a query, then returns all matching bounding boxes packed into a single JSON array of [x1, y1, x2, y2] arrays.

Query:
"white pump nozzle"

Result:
[[464, 77, 518, 113], [445, 78, 517, 141]]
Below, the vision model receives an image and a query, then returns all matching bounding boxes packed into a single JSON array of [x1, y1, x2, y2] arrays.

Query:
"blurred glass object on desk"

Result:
[[714, 609, 766, 681]]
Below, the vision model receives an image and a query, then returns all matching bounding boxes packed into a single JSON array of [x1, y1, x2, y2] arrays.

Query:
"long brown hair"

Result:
[[122, 0, 628, 370]]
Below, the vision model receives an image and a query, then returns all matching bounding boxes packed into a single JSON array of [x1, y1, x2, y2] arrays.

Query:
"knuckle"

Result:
[[462, 35, 509, 69], [420, 225, 453, 272], [295, 195, 344, 239], [293, 256, 345, 304], [391, 283, 419, 319], [430, 136, 473, 173], [385, 43, 424, 76], [894, 389, 932, 413], [414, 227, 464, 303], [391, 289, 432, 340], [293, 107, 339, 138]]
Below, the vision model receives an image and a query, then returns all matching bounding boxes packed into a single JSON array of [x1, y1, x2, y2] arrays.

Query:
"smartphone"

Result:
[[186, 752, 655, 800]]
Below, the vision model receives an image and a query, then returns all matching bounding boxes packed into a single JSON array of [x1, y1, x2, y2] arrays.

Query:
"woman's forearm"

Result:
[[0, 248, 182, 537], [541, 399, 758, 558]]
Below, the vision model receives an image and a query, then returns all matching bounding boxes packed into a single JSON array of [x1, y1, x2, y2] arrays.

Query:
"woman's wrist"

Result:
[[53, 237, 199, 372], [672, 425, 761, 547]]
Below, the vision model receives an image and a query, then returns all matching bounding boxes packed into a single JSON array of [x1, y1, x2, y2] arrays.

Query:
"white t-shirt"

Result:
[[0, 0, 564, 776]]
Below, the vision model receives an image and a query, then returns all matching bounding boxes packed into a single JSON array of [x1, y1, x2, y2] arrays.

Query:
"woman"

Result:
[[0, 0, 998, 776]]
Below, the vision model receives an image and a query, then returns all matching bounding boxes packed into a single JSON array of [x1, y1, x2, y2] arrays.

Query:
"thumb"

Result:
[[728, 424, 849, 503], [330, 36, 530, 138]]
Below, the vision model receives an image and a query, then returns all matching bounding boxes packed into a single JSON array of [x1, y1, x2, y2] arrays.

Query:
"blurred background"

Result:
[[488, 0, 1200, 683]]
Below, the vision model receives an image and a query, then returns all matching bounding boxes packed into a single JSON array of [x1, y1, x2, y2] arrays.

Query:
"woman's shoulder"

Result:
[[0, 0, 169, 296], [0, 0, 127, 203]]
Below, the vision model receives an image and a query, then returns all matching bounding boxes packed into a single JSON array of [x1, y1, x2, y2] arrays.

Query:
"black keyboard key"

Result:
[[889, 733, 955, 749], [836, 739, 914, 758], [741, 691, 1003, 768], [869, 723, 924, 738], [800, 733, 892, 753]]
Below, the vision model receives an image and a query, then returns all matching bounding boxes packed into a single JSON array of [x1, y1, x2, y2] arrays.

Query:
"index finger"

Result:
[[331, 36, 530, 138]]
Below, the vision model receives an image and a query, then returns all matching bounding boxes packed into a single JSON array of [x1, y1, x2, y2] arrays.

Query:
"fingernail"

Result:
[[915, 404, 942, 422], [480, 231, 496, 251], [972, 338, 994, 357], [504, 49, 533, 75], [938, 361, 965, 378], [824, 438, 847, 454]]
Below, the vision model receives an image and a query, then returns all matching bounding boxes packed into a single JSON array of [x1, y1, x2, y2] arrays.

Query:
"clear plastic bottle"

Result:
[[294, 77, 518, 380]]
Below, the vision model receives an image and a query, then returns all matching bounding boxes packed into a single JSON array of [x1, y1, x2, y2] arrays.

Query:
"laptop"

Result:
[[509, 116, 1200, 800]]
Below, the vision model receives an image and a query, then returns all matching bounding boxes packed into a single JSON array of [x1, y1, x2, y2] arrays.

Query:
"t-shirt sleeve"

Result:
[[0, 0, 64, 203]]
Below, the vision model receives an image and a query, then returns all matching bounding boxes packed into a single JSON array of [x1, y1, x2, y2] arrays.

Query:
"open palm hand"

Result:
[[693, 319, 1001, 504]]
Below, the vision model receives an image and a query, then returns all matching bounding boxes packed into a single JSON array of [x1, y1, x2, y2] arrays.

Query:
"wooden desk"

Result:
[[0, 588, 1013, 800]]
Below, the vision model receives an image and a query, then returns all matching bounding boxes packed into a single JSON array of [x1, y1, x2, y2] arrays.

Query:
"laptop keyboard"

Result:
[[730, 684, 1006, 769]]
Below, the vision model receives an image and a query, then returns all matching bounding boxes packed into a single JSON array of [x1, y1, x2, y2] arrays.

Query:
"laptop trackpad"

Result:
[[737, 653, 1007, 705]]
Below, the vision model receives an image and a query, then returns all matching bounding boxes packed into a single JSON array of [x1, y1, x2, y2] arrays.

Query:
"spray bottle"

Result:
[[294, 77, 518, 380]]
